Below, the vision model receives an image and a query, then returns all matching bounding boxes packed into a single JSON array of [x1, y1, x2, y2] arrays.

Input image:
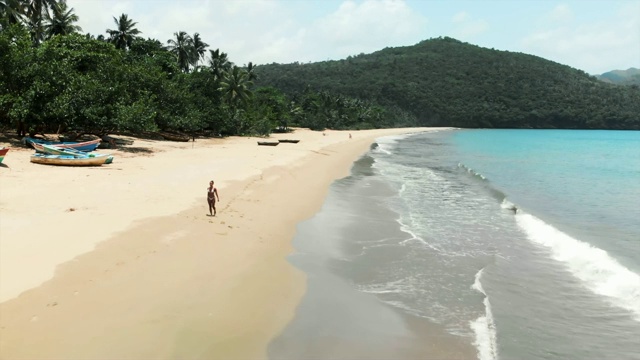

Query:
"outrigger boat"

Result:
[[257, 141, 279, 146], [24, 137, 101, 152], [32, 143, 114, 164], [30, 153, 112, 166]]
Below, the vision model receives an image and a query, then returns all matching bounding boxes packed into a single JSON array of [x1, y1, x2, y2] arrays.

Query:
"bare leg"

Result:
[[208, 200, 213, 216]]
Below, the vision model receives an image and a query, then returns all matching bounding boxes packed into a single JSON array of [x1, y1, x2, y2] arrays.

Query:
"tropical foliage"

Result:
[[255, 37, 640, 130], [2, 2, 639, 141]]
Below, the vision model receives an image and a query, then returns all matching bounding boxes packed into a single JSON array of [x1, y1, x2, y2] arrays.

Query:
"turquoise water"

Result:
[[271, 129, 640, 360], [451, 130, 640, 272]]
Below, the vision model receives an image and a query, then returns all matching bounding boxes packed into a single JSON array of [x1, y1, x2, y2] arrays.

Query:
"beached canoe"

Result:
[[30, 153, 112, 166], [25, 137, 101, 152], [158, 131, 190, 142], [0, 147, 9, 164], [33, 143, 114, 164], [257, 141, 279, 146], [278, 139, 300, 143]]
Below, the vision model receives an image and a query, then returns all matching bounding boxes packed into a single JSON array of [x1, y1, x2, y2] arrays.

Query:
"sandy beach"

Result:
[[0, 127, 445, 359]]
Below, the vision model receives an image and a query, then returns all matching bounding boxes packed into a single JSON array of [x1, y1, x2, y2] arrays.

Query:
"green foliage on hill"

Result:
[[597, 68, 640, 86], [256, 37, 640, 130]]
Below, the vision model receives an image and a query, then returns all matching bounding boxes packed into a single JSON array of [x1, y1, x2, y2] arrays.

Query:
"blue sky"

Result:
[[67, 0, 639, 74]]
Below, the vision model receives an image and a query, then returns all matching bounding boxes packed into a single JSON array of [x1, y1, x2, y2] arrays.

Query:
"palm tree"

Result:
[[106, 13, 141, 50], [209, 48, 232, 80], [219, 65, 253, 107], [246, 61, 258, 81], [26, 0, 58, 44], [166, 31, 193, 73], [43, 0, 81, 38], [0, 0, 26, 27], [191, 32, 208, 69]]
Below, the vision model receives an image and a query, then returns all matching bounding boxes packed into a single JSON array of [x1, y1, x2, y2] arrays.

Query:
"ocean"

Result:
[[269, 129, 640, 360]]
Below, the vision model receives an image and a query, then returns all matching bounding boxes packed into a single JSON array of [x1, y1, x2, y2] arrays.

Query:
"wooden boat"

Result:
[[278, 139, 300, 143], [34, 144, 114, 164], [0, 147, 9, 164], [25, 137, 101, 152], [257, 141, 279, 146], [159, 131, 190, 142], [30, 153, 112, 166]]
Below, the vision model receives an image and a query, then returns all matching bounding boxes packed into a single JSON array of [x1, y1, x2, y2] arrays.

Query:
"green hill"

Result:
[[255, 37, 640, 130], [597, 68, 640, 86]]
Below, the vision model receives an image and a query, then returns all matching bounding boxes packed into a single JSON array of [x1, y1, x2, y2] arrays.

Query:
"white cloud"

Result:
[[69, 0, 426, 66], [547, 3, 573, 23], [309, 0, 427, 60], [521, 2, 640, 73], [450, 11, 488, 40], [452, 11, 470, 24]]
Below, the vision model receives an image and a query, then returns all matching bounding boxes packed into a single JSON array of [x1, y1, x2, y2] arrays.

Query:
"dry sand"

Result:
[[0, 127, 444, 359]]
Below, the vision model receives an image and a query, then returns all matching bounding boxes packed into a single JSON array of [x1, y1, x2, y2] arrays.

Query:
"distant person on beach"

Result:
[[349, 133, 352, 139], [207, 180, 220, 216]]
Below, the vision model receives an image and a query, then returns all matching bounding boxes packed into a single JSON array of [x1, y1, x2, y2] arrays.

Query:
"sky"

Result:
[[66, 0, 640, 75]]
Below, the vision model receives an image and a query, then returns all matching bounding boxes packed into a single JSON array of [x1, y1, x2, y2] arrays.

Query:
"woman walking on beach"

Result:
[[207, 180, 220, 216]]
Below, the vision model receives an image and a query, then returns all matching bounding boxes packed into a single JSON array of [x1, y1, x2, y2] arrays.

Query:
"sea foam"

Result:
[[516, 212, 640, 321], [470, 268, 499, 360]]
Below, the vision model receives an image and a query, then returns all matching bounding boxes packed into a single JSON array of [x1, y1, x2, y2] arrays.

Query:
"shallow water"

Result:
[[270, 129, 640, 360]]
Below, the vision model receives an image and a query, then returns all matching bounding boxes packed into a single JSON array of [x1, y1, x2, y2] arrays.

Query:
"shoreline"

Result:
[[0, 127, 444, 359]]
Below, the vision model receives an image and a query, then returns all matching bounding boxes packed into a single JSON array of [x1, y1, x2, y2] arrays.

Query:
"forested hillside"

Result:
[[597, 68, 640, 86], [256, 37, 640, 130]]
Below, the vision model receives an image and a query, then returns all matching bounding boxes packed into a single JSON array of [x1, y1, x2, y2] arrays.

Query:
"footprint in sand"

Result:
[[31, 316, 39, 322]]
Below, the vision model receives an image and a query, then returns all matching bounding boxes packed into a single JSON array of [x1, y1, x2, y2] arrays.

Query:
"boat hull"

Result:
[[159, 132, 190, 142], [257, 141, 279, 146], [0, 147, 8, 163], [30, 153, 111, 166], [26, 137, 101, 152], [33, 144, 114, 164]]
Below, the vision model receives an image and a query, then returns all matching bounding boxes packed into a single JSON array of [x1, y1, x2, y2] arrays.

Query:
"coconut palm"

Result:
[[106, 13, 141, 50], [0, 0, 26, 27], [25, 0, 57, 43], [219, 65, 253, 107], [191, 32, 208, 69], [209, 48, 232, 80], [43, 0, 82, 38], [246, 61, 258, 81], [166, 31, 193, 73]]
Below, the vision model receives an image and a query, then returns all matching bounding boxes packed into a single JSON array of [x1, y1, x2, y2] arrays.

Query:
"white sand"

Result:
[[0, 127, 445, 359]]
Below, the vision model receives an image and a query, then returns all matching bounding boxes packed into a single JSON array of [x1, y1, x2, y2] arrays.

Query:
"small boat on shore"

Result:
[[0, 147, 9, 164], [158, 131, 190, 142], [30, 153, 113, 166], [25, 137, 101, 152], [278, 139, 300, 144], [33, 143, 114, 164], [257, 141, 279, 146]]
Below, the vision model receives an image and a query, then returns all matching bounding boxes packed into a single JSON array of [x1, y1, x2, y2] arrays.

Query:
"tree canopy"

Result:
[[2, 3, 639, 140], [255, 37, 640, 130]]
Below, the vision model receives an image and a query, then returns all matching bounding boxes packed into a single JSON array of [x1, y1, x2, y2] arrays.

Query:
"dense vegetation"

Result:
[[2, 1, 639, 139], [256, 37, 640, 130], [1, 0, 396, 138], [597, 68, 640, 87]]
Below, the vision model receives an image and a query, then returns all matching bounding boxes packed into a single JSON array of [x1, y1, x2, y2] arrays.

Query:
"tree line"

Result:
[[1, 0, 400, 139], [4, 1, 638, 138]]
